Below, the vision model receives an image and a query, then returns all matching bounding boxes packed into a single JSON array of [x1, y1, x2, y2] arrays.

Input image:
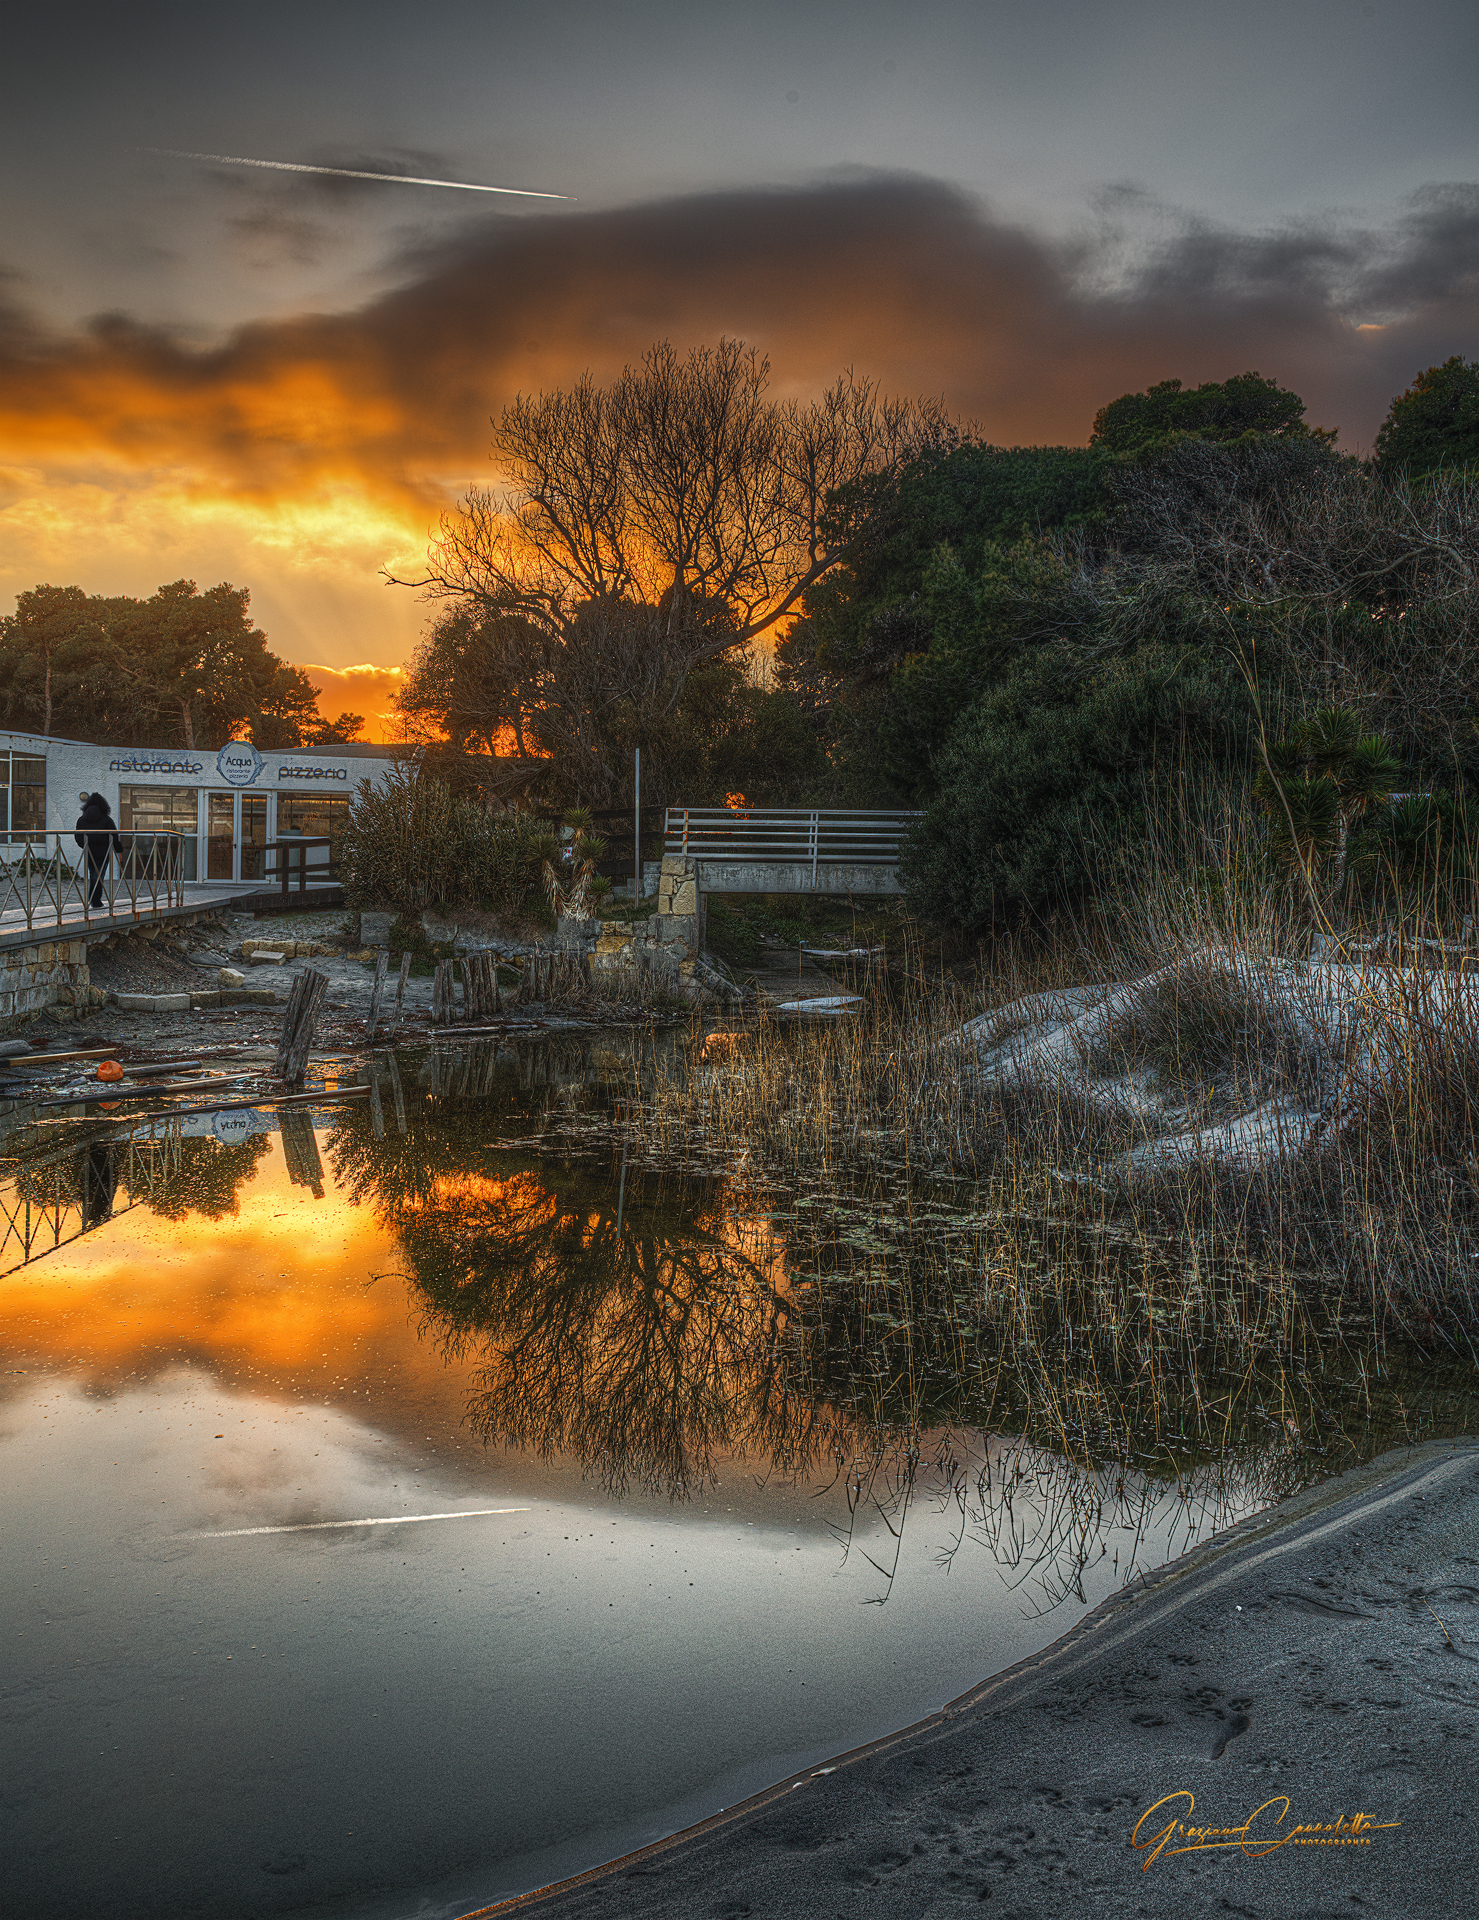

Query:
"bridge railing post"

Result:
[[809, 811, 818, 885]]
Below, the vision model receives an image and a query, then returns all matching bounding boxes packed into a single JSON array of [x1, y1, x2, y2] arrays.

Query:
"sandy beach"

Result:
[[477, 1439, 1479, 1918]]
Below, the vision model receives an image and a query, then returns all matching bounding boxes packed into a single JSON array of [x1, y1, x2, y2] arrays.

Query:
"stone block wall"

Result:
[[587, 916, 697, 989], [540, 857, 742, 1003], [0, 906, 232, 1033], [653, 854, 701, 955], [0, 937, 94, 1027]]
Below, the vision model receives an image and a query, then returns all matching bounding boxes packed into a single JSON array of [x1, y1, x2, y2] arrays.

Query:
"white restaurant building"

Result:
[[0, 728, 404, 885]]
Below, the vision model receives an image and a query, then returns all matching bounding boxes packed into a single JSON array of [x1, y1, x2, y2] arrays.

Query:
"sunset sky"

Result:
[[2, 0, 1476, 738]]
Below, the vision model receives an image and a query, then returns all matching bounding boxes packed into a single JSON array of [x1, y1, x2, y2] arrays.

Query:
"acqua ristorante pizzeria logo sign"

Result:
[[216, 741, 266, 786]]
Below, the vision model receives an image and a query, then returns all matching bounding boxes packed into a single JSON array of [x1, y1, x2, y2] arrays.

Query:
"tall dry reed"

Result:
[[619, 782, 1479, 1342]]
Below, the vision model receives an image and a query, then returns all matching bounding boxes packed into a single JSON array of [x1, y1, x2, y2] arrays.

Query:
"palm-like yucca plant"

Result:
[[1255, 707, 1402, 902], [543, 825, 608, 920], [1260, 774, 1340, 884]]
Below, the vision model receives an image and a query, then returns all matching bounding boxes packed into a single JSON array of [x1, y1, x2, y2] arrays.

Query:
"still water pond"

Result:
[[4, 1032, 1473, 1919]]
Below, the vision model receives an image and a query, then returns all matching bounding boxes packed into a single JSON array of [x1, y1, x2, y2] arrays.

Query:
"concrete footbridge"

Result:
[[660, 808, 921, 900]]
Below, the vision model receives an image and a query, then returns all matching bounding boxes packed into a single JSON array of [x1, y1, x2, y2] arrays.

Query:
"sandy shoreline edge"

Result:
[[464, 1437, 1479, 1917]]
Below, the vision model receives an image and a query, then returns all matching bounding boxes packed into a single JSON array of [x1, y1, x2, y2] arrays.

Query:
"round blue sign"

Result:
[[216, 740, 265, 786]]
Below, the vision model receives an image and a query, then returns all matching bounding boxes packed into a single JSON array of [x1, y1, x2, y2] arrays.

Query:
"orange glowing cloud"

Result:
[[1, 176, 1473, 678], [301, 662, 405, 742]]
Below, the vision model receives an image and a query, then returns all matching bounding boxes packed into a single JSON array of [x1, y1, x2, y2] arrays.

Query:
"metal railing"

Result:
[[0, 832, 186, 933], [664, 808, 921, 881], [0, 1121, 186, 1278]]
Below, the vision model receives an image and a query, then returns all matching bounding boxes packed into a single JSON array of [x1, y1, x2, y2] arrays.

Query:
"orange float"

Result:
[[95, 1060, 124, 1082]]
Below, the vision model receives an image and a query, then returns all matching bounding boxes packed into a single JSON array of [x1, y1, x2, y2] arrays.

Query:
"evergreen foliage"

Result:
[[0, 578, 359, 748], [1089, 371, 1321, 451], [1373, 356, 1479, 478], [900, 648, 1257, 932]]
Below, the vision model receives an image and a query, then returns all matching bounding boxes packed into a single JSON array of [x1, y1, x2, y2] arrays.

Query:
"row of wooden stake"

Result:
[[273, 947, 597, 1082], [430, 950, 591, 1025]]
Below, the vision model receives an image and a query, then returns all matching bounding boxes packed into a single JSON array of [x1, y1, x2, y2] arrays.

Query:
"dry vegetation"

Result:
[[614, 791, 1479, 1352]]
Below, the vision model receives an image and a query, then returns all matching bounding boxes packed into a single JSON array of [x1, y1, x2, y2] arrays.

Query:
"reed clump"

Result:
[[341, 765, 555, 915], [619, 787, 1479, 1342]]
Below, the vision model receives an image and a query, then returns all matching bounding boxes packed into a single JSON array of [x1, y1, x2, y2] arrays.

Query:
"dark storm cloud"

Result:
[[2, 174, 1475, 507]]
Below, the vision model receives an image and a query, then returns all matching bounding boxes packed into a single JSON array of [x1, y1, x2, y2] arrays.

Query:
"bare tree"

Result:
[[396, 338, 948, 656], [390, 339, 948, 801]]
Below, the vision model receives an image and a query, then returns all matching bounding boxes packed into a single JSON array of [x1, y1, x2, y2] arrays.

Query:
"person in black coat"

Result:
[[74, 791, 122, 910]]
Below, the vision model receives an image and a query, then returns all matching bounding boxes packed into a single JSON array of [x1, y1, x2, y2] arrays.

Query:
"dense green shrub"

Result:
[[342, 767, 555, 915], [900, 649, 1256, 933]]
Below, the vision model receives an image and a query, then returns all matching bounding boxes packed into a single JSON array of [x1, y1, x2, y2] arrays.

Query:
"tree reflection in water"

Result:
[[333, 1085, 834, 1498], [0, 1127, 273, 1274], [323, 1048, 1387, 1609], [14, 1032, 1461, 1613]]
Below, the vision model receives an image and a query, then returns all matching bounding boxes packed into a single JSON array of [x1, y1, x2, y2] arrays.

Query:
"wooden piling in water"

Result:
[[460, 951, 500, 1021], [275, 969, 329, 1084], [392, 952, 411, 1029], [385, 1050, 407, 1133], [279, 1108, 325, 1195], [432, 958, 455, 1026], [366, 951, 389, 1041]]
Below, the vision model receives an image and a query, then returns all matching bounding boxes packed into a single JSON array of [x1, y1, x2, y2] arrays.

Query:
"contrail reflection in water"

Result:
[[195, 1507, 531, 1538]]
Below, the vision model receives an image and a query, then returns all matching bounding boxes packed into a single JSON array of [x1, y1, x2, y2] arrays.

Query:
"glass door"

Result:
[[241, 796, 267, 880], [207, 793, 235, 880]]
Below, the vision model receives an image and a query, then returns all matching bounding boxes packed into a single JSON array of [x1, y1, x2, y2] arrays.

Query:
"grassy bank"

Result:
[[617, 795, 1479, 1347]]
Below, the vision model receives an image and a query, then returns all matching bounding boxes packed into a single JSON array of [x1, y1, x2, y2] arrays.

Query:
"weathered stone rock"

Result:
[[218, 967, 246, 988]]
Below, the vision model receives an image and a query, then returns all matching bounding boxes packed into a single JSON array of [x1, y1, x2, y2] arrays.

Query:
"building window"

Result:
[[119, 785, 198, 881], [0, 753, 47, 840], [242, 795, 267, 880], [277, 794, 350, 843], [277, 792, 348, 883]]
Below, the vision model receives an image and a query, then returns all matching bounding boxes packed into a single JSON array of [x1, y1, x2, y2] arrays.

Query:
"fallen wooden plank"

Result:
[[38, 1075, 256, 1109], [147, 1086, 372, 1120], [6, 1046, 117, 1066], [36, 1085, 372, 1126]]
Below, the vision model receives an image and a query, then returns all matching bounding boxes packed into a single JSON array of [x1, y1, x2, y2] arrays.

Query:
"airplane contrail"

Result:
[[194, 1506, 533, 1538], [143, 148, 571, 199]]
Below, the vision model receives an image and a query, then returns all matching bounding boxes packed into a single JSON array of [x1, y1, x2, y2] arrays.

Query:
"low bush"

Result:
[[342, 768, 556, 915]]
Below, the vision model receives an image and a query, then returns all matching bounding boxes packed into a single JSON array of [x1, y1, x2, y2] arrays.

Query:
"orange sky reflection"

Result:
[[0, 1141, 456, 1404]]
